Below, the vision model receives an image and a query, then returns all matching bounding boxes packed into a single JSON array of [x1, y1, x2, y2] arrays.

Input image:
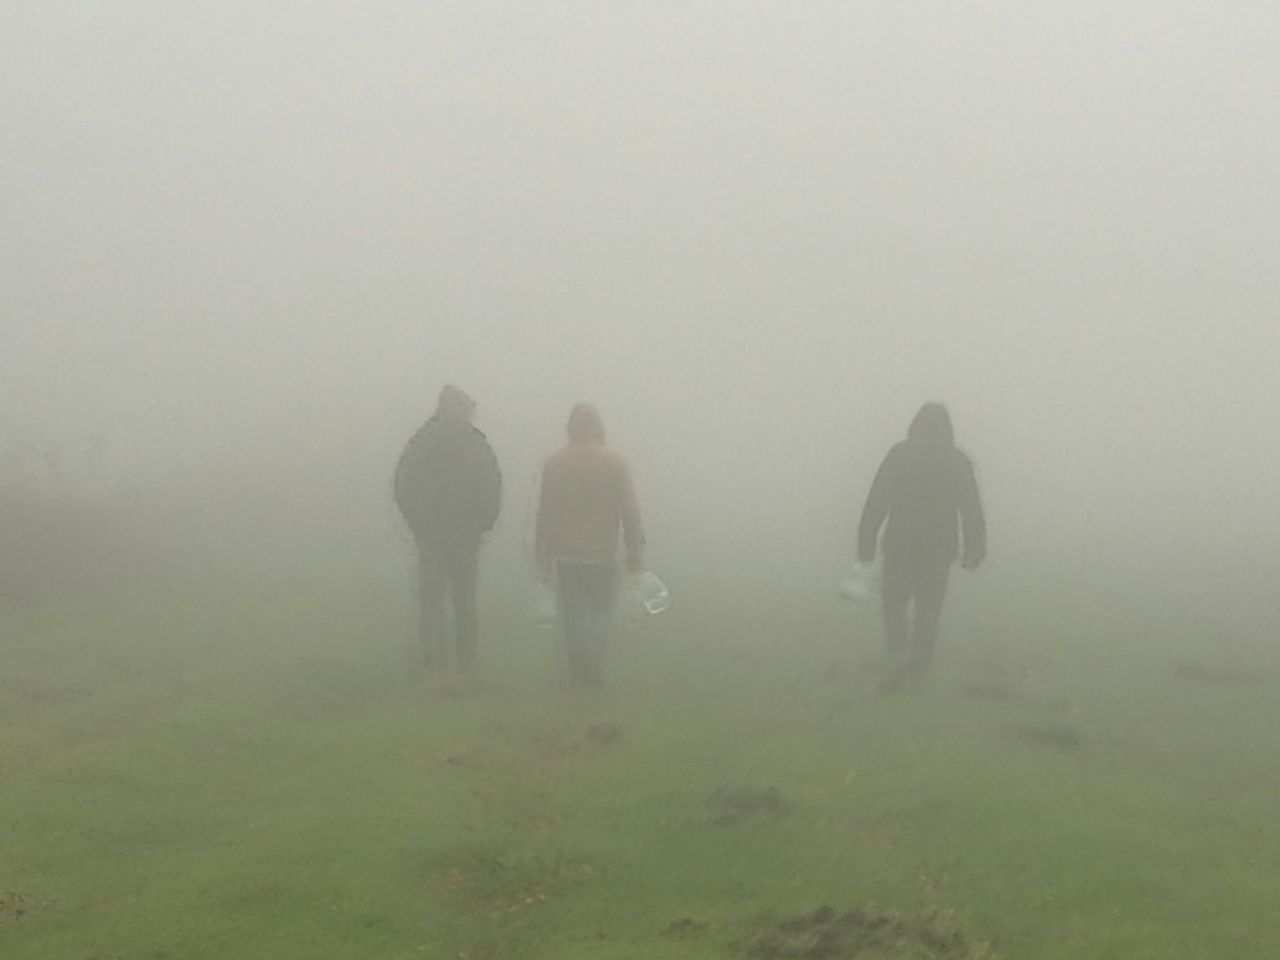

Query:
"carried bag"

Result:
[[630, 570, 671, 615], [838, 562, 879, 606], [531, 577, 559, 630]]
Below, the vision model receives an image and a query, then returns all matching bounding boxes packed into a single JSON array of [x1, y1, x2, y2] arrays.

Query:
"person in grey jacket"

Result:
[[858, 402, 985, 692], [394, 385, 501, 671]]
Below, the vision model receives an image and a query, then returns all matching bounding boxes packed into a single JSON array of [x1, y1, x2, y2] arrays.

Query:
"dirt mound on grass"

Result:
[[0, 891, 28, 921], [710, 786, 792, 825], [663, 917, 709, 938], [533, 721, 626, 762], [744, 905, 996, 959]]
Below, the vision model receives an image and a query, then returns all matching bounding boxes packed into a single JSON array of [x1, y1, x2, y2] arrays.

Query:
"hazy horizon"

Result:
[[5, 2, 1278, 625]]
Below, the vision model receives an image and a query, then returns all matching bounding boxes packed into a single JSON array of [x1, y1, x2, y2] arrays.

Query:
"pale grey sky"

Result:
[[3, 2, 1278, 584]]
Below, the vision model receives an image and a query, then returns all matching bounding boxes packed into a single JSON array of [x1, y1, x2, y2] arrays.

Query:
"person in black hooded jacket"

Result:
[[857, 402, 985, 691], [394, 385, 501, 671]]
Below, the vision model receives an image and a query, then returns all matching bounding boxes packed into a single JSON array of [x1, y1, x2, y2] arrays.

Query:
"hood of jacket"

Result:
[[907, 402, 954, 448], [566, 402, 606, 444]]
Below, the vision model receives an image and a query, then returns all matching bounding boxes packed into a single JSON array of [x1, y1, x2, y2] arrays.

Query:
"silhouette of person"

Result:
[[536, 403, 645, 688], [394, 385, 501, 671], [858, 403, 985, 691]]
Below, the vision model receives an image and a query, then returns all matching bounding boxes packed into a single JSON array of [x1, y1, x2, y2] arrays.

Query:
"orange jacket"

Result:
[[536, 405, 645, 571]]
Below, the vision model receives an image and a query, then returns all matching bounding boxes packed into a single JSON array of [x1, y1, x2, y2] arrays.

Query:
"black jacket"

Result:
[[858, 405, 986, 566], [393, 418, 501, 543]]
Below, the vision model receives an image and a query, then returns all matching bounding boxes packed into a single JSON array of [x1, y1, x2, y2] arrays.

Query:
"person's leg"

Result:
[[880, 552, 912, 690], [580, 563, 617, 686], [557, 562, 590, 689], [907, 561, 951, 689], [414, 535, 447, 668], [448, 543, 480, 672]]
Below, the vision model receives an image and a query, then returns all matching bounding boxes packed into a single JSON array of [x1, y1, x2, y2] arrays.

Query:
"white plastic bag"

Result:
[[531, 578, 559, 630], [631, 570, 671, 615], [839, 562, 878, 606]]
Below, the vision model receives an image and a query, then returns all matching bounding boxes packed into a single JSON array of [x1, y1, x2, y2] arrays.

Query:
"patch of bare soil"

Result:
[[586, 721, 624, 745], [0, 677, 90, 706], [710, 786, 792, 826], [431, 846, 600, 918], [664, 916, 710, 937], [1010, 720, 1082, 751], [534, 722, 626, 761], [743, 905, 996, 959], [438, 744, 485, 769], [959, 672, 1074, 715], [0, 891, 28, 921]]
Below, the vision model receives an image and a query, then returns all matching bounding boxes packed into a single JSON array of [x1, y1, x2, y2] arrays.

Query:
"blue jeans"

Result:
[[556, 560, 616, 687]]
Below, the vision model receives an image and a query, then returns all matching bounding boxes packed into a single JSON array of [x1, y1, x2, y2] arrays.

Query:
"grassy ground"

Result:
[[2, 560, 1279, 959]]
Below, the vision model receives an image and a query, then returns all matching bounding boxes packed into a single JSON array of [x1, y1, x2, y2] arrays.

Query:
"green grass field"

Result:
[[3, 560, 1279, 959]]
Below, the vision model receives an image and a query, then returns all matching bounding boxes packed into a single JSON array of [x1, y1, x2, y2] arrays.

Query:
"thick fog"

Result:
[[4, 3, 1278, 627]]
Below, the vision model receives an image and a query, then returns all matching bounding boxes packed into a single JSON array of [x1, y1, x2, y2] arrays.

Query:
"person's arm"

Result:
[[534, 462, 554, 576], [857, 449, 896, 564], [958, 454, 986, 570], [474, 436, 502, 534], [618, 459, 646, 574], [392, 432, 422, 525]]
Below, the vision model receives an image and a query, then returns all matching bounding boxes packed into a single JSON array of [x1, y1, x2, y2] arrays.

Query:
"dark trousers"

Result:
[[556, 560, 616, 688], [881, 552, 951, 684], [414, 534, 479, 670]]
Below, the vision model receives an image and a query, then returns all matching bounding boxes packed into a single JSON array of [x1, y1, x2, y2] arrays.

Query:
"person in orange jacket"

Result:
[[536, 403, 645, 687]]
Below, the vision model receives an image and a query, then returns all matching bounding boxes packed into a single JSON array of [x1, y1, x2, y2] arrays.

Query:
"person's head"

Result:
[[436, 384, 477, 423], [566, 402, 606, 444], [907, 402, 954, 447]]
